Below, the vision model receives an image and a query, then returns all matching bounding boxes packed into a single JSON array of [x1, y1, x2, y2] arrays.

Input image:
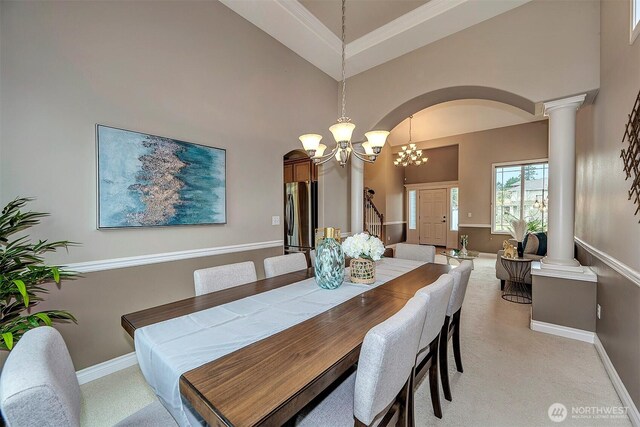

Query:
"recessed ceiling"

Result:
[[219, 0, 533, 80], [387, 99, 544, 147], [298, 0, 428, 44]]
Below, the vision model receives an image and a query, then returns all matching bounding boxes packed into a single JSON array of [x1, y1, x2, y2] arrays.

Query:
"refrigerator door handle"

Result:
[[286, 194, 294, 236]]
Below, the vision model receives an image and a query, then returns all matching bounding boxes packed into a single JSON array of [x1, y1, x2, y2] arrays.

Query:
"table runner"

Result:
[[134, 258, 426, 426]]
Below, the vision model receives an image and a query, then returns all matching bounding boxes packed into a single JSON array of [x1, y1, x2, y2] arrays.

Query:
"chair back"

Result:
[[194, 261, 257, 296], [263, 253, 307, 278], [415, 274, 454, 352], [447, 260, 473, 316], [0, 327, 81, 427], [394, 243, 435, 263], [309, 250, 316, 267], [353, 296, 427, 425]]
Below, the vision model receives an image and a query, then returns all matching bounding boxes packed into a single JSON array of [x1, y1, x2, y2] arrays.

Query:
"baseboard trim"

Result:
[[76, 352, 138, 385], [65, 240, 284, 273], [530, 319, 595, 343], [594, 336, 640, 426], [575, 237, 640, 288]]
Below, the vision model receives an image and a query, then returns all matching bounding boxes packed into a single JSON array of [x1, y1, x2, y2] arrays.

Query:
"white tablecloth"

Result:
[[134, 258, 426, 426]]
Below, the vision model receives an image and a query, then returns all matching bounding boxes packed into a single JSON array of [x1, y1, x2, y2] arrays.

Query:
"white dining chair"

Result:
[[296, 295, 428, 426], [0, 327, 178, 427], [193, 261, 257, 296], [263, 253, 308, 278], [439, 260, 473, 402], [395, 243, 436, 263], [413, 274, 454, 419]]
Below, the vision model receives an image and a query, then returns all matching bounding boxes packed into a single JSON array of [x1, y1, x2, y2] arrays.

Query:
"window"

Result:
[[408, 190, 417, 230], [450, 187, 459, 231], [632, 0, 640, 43], [492, 161, 548, 234]]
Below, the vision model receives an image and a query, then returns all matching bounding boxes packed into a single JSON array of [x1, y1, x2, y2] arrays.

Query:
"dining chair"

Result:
[[0, 327, 177, 427], [412, 274, 454, 419], [193, 261, 257, 296], [296, 296, 428, 426], [439, 260, 473, 402], [263, 253, 307, 278], [309, 249, 316, 267], [394, 243, 436, 263]]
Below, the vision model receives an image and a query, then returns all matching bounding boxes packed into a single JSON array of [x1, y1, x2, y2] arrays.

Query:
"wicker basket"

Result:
[[350, 258, 376, 284]]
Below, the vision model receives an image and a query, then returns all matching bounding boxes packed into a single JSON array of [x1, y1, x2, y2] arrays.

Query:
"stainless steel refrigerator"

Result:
[[284, 182, 318, 255]]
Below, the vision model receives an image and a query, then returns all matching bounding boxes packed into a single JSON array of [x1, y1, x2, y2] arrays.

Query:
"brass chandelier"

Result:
[[394, 115, 428, 167], [299, 0, 389, 167]]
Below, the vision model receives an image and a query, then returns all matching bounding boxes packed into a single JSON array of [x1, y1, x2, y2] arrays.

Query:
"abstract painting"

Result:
[[97, 125, 226, 228]]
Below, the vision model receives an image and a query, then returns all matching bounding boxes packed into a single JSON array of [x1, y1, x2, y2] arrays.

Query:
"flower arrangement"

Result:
[[508, 218, 527, 242], [460, 235, 469, 247], [341, 233, 385, 261]]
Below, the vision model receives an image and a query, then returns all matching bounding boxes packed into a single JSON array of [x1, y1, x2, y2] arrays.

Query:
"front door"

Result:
[[419, 189, 447, 246]]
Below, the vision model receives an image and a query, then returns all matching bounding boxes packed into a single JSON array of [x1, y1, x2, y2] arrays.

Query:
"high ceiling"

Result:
[[387, 99, 544, 147], [220, 0, 533, 80], [298, 0, 428, 44]]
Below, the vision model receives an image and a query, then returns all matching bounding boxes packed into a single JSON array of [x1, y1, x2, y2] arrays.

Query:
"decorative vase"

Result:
[[314, 227, 345, 290], [517, 241, 524, 258], [349, 258, 376, 284], [460, 243, 468, 256]]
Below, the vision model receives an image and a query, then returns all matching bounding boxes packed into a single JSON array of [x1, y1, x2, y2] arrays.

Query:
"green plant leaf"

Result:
[[52, 267, 60, 283], [12, 279, 29, 307], [35, 313, 52, 326], [2, 332, 13, 350]]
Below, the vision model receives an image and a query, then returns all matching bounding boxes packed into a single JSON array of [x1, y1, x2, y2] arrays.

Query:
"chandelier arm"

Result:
[[351, 149, 376, 163], [313, 145, 340, 165]]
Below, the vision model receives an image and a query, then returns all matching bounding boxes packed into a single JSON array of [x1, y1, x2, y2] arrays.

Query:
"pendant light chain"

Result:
[[340, 0, 347, 120], [409, 115, 413, 142]]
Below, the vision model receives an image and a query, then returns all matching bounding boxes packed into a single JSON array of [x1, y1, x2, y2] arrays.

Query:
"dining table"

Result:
[[121, 257, 450, 427]]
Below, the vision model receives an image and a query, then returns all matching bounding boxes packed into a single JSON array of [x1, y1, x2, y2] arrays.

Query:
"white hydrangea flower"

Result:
[[341, 232, 385, 260]]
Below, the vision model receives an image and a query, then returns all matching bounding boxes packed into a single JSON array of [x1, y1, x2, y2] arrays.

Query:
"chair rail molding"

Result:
[[574, 237, 640, 288], [65, 240, 284, 274]]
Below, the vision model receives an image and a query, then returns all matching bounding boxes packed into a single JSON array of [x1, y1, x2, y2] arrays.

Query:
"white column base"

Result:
[[540, 256, 583, 272]]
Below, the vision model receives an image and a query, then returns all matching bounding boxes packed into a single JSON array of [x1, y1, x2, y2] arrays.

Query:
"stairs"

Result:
[[364, 187, 384, 241]]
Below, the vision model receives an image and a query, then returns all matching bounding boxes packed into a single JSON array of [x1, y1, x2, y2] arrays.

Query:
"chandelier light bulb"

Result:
[[314, 144, 327, 158], [362, 141, 374, 155], [364, 130, 389, 149], [329, 121, 355, 143], [299, 134, 322, 153]]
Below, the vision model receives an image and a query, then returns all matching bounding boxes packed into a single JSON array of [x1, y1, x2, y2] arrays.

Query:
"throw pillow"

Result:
[[523, 232, 547, 256]]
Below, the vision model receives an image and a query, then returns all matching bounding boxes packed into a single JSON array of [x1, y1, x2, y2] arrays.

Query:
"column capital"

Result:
[[543, 94, 587, 116]]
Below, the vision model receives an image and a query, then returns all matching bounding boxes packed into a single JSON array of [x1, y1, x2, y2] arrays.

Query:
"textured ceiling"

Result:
[[298, 0, 428, 43], [387, 99, 543, 146]]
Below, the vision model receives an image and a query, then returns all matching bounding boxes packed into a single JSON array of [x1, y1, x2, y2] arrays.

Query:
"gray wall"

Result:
[[0, 0, 341, 368], [403, 145, 458, 184], [575, 0, 640, 410]]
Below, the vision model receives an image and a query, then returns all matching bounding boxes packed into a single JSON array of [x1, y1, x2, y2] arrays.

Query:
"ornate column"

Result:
[[350, 155, 364, 234], [541, 94, 586, 271]]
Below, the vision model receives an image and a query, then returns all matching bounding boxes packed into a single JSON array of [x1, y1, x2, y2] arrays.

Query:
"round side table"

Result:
[[500, 257, 532, 304]]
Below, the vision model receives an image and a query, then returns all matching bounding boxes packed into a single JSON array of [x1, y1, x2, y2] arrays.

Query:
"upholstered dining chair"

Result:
[[439, 260, 473, 402], [263, 253, 307, 278], [394, 243, 436, 263], [296, 296, 428, 427], [0, 327, 177, 427], [412, 274, 454, 419], [193, 261, 257, 296]]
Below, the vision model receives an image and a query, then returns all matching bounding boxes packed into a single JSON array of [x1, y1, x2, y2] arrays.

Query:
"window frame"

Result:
[[450, 187, 459, 232], [491, 158, 548, 235], [632, 0, 640, 44]]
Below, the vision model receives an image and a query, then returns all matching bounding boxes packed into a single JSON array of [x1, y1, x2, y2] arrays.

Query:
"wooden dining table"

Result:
[[122, 261, 450, 427]]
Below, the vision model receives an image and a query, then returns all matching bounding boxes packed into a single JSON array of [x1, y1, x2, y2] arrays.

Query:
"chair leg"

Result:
[[397, 377, 410, 427], [408, 367, 415, 427], [452, 311, 463, 373], [439, 317, 452, 402], [428, 338, 442, 419]]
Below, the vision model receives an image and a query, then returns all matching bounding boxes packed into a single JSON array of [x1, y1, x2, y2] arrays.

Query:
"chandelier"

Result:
[[394, 115, 428, 167], [299, 0, 389, 167]]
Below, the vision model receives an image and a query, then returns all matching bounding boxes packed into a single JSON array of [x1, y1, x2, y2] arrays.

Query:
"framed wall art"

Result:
[[97, 125, 226, 228]]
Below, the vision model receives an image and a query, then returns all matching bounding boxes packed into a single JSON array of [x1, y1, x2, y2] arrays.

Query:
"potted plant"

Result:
[[0, 198, 77, 351], [341, 233, 385, 284]]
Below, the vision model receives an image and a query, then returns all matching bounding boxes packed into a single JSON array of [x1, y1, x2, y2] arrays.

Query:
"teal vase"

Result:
[[314, 235, 345, 290]]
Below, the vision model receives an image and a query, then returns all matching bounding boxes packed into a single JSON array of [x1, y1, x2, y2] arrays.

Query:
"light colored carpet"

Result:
[[80, 254, 631, 426]]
